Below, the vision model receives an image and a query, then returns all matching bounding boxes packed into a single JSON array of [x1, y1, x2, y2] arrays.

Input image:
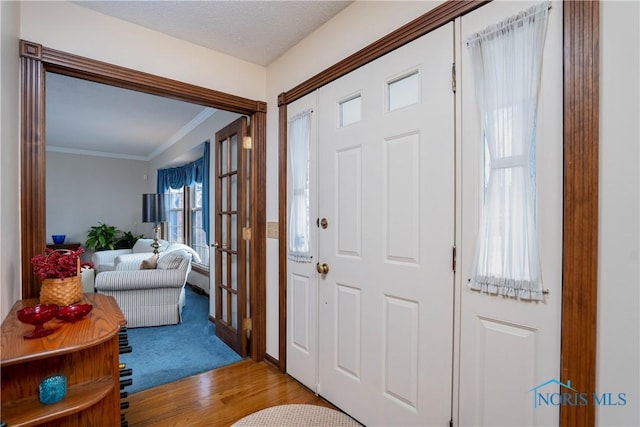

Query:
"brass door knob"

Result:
[[316, 263, 330, 275]]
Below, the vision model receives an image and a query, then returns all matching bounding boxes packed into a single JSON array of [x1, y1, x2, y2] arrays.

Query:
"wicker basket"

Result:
[[39, 257, 83, 306]]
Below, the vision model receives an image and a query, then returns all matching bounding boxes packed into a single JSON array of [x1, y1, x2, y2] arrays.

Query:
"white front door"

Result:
[[456, 2, 563, 426], [316, 23, 456, 426]]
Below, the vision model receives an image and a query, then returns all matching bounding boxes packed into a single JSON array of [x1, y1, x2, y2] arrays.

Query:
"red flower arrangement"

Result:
[[31, 248, 84, 280]]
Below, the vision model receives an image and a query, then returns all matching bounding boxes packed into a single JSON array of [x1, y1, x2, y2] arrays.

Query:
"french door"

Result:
[[315, 23, 456, 426], [214, 117, 249, 357]]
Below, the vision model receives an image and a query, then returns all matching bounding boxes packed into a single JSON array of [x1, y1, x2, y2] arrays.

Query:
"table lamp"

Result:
[[142, 193, 167, 255]]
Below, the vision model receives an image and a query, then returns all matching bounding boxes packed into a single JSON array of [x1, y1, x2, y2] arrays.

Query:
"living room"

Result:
[[45, 70, 244, 300]]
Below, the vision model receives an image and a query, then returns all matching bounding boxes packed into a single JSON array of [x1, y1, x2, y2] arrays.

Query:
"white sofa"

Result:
[[94, 250, 193, 328], [91, 239, 202, 274]]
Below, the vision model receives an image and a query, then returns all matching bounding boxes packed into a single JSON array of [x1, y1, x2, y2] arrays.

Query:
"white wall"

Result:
[[46, 152, 153, 259], [264, 0, 441, 359], [0, 0, 21, 320], [597, 1, 640, 425], [19, 1, 266, 102]]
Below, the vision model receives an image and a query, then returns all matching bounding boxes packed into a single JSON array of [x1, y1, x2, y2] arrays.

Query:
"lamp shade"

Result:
[[142, 193, 166, 223]]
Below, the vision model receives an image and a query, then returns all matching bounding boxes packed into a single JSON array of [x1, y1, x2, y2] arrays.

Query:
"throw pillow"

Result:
[[140, 254, 158, 270], [157, 252, 184, 270]]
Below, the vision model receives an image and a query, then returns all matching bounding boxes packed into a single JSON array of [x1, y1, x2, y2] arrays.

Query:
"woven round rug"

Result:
[[231, 404, 361, 426]]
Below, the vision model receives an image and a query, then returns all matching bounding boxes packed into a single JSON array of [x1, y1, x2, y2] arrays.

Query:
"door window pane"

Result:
[[220, 139, 228, 174], [167, 187, 184, 244], [231, 135, 238, 171], [388, 70, 419, 111], [190, 183, 208, 265], [339, 94, 362, 127]]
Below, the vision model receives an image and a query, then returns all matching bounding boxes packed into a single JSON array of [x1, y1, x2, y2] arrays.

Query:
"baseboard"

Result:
[[264, 353, 280, 370], [186, 282, 208, 296]]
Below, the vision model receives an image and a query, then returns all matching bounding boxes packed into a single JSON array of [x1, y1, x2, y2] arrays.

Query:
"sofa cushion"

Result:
[[157, 252, 185, 270], [140, 254, 158, 270]]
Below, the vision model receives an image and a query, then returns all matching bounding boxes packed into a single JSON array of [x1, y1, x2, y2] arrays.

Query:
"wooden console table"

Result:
[[1, 293, 126, 426], [45, 242, 82, 251]]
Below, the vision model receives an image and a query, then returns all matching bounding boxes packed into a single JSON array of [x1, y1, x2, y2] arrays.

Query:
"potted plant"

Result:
[[114, 231, 144, 250], [31, 248, 84, 305], [85, 223, 120, 251]]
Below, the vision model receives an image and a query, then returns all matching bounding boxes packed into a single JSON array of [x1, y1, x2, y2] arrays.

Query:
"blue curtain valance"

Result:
[[157, 158, 203, 192], [156, 141, 210, 244]]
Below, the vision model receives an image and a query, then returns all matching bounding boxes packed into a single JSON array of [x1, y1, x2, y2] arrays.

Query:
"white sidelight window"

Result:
[[467, 2, 551, 300], [288, 109, 314, 263]]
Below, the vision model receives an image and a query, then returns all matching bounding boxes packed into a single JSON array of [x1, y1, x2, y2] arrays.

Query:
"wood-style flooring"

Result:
[[124, 359, 336, 426]]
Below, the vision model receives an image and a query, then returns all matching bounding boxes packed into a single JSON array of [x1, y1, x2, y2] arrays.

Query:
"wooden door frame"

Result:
[[277, 1, 599, 425], [19, 40, 267, 362]]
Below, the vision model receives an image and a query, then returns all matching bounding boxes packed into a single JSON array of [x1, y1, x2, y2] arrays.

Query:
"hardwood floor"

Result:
[[124, 360, 336, 426]]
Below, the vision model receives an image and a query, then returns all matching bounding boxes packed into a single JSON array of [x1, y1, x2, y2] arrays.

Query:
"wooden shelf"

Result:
[[1, 294, 126, 426], [0, 376, 114, 427]]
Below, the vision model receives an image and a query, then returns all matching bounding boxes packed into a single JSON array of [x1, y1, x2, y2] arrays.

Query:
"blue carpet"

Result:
[[120, 286, 243, 394]]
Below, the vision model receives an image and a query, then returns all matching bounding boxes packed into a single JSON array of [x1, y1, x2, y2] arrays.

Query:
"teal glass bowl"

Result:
[[39, 374, 67, 404]]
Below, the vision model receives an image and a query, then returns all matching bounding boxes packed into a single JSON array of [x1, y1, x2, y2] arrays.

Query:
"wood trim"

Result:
[[40, 45, 261, 115], [277, 3, 600, 426], [249, 108, 267, 361], [20, 50, 46, 299], [19, 40, 267, 363], [561, 2, 599, 426], [277, 98, 288, 372], [20, 40, 42, 60], [279, 0, 489, 106]]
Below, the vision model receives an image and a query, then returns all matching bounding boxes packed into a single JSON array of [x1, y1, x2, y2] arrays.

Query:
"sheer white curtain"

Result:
[[288, 109, 313, 263], [467, 2, 550, 300]]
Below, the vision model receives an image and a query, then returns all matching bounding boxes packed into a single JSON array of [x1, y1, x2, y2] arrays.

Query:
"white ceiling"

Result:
[[48, 1, 352, 161], [46, 72, 217, 161]]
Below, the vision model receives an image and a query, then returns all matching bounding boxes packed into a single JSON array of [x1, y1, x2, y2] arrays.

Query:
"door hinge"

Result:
[[451, 62, 457, 93], [243, 136, 252, 150], [452, 245, 457, 272], [242, 227, 252, 240], [243, 317, 252, 331], [449, 419, 454, 427]]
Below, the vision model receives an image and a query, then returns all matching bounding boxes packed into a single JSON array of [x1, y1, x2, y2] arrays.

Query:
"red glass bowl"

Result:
[[56, 303, 93, 322], [16, 304, 59, 339]]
